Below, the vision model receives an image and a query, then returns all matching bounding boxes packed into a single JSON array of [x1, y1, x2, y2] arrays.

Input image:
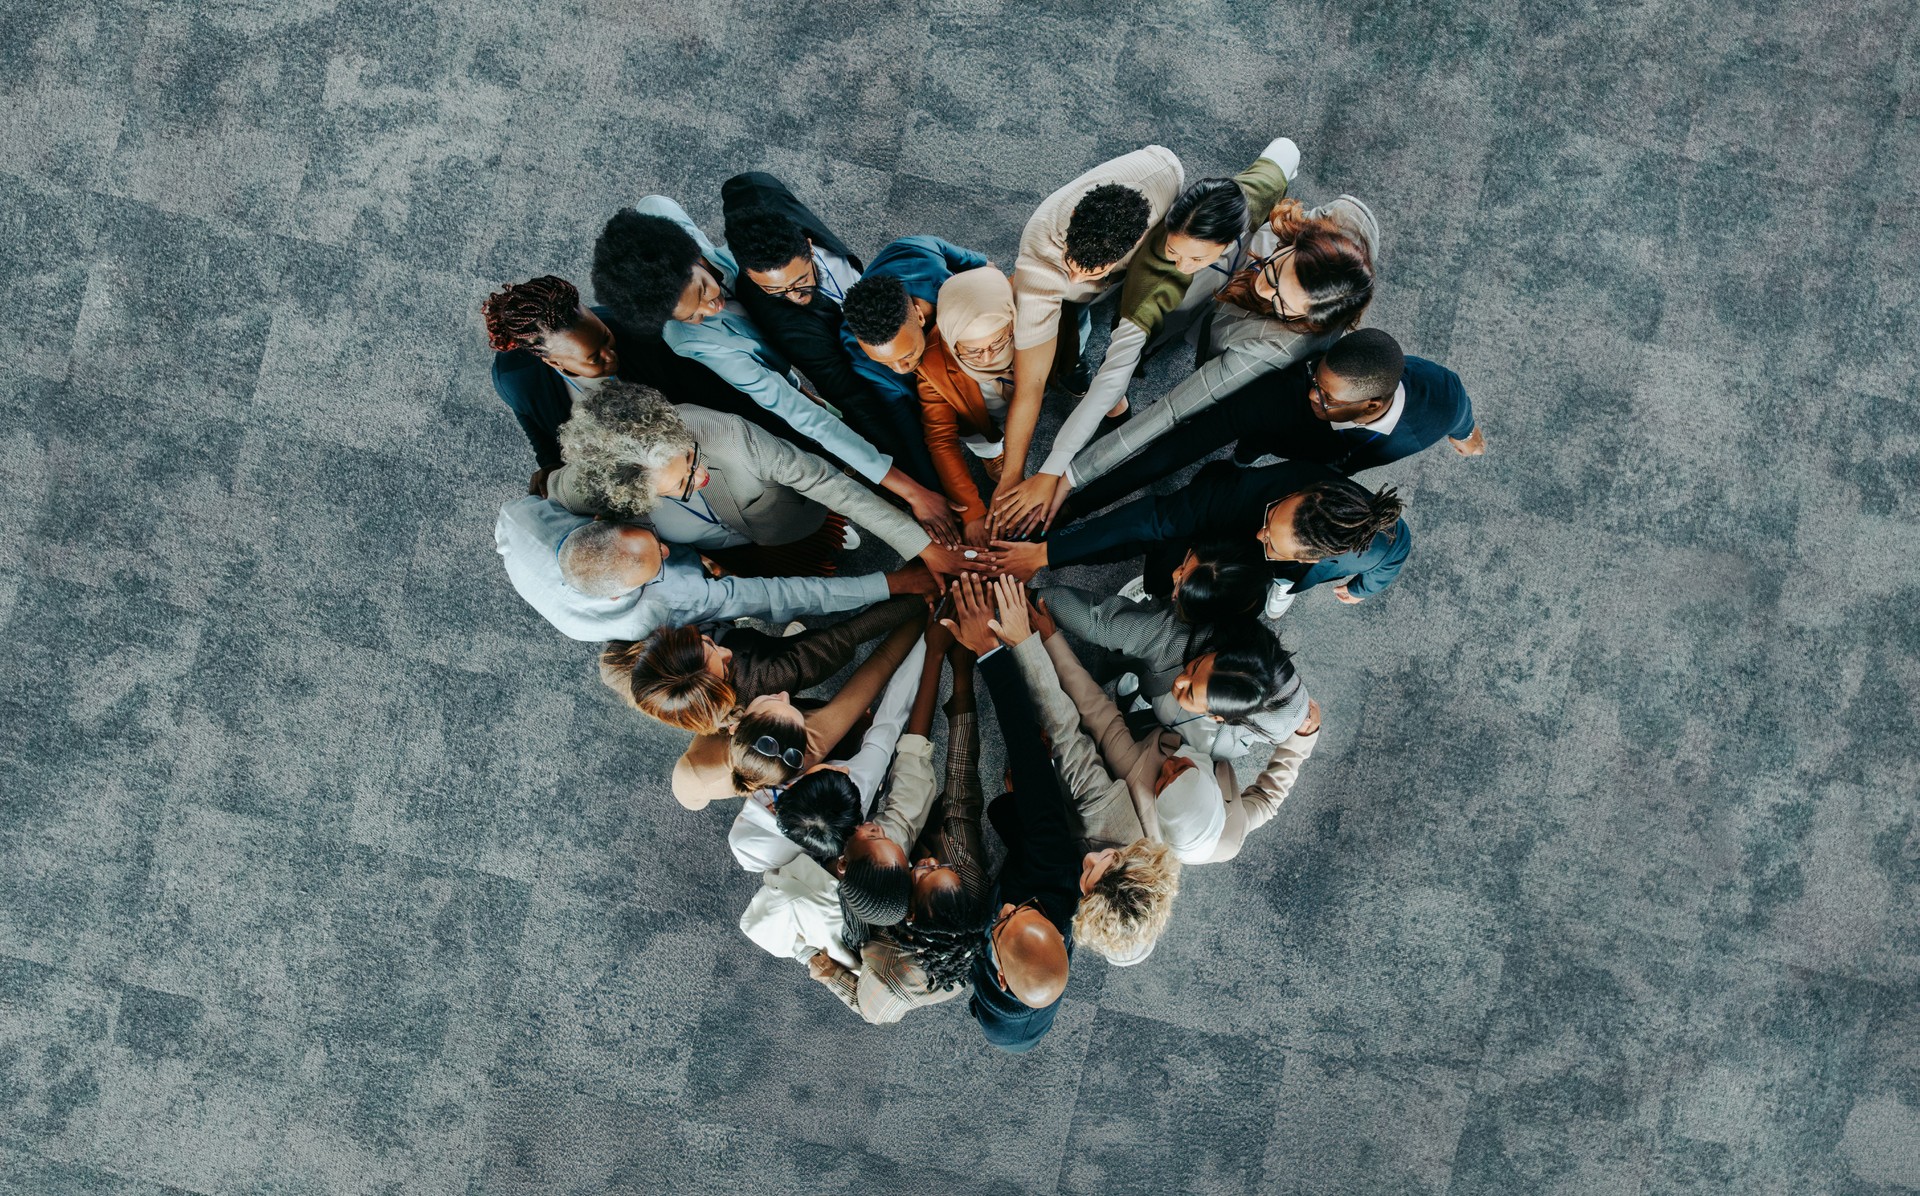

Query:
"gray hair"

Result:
[[557, 522, 651, 598], [557, 380, 695, 517]]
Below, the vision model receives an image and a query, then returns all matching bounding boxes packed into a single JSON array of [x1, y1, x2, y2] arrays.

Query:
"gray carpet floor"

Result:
[[1, 0, 1916, 1192]]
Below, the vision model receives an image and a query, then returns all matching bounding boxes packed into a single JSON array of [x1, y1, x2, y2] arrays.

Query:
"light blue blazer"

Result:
[[633, 196, 893, 484]]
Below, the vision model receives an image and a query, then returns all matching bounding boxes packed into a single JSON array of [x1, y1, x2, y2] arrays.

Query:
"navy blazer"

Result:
[[1048, 459, 1414, 599], [720, 172, 870, 408], [489, 306, 746, 470], [1249, 355, 1476, 475], [968, 649, 1082, 1053], [841, 236, 991, 404]]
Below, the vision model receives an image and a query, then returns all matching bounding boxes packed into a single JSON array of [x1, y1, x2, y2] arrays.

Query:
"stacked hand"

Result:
[[939, 574, 1002, 657], [905, 484, 968, 547], [987, 472, 1070, 537], [980, 538, 1047, 583]]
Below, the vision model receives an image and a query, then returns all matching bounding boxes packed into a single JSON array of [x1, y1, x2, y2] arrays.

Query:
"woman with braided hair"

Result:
[[480, 274, 774, 495]]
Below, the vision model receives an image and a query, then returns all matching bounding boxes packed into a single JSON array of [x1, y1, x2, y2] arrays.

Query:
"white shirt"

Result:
[[1332, 381, 1407, 436], [727, 639, 928, 872], [813, 246, 861, 305]]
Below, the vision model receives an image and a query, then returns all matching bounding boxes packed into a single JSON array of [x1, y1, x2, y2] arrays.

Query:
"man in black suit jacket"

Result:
[[721, 173, 945, 491]]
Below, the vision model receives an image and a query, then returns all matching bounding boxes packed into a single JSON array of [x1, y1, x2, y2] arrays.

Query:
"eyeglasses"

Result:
[[1257, 247, 1307, 322], [953, 327, 1013, 365], [678, 443, 703, 502], [759, 258, 818, 299], [750, 735, 804, 770]]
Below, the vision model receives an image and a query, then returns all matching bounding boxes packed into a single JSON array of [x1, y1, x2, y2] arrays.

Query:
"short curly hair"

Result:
[[1323, 328, 1405, 400], [841, 274, 912, 345], [1072, 839, 1181, 963], [1064, 183, 1152, 272], [556, 380, 695, 517], [591, 209, 703, 333], [724, 206, 810, 274]]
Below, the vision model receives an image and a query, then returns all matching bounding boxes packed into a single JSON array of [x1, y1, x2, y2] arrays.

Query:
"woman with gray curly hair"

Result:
[[548, 380, 969, 580]]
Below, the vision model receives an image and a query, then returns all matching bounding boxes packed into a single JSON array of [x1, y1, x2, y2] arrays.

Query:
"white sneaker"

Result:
[[1116, 672, 1141, 701], [1265, 581, 1296, 620], [841, 524, 862, 551], [1239, 453, 1283, 469], [780, 621, 807, 637], [1118, 576, 1149, 603]]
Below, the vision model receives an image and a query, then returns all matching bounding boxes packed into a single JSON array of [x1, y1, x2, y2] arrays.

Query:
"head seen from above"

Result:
[[556, 381, 699, 518], [1310, 328, 1406, 424], [556, 522, 666, 598], [1170, 622, 1297, 723], [1258, 478, 1404, 564], [481, 275, 619, 379], [729, 692, 809, 794], [601, 627, 736, 735], [844, 274, 928, 375], [1169, 537, 1269, 627], [936, 266, 1017, 378], [772, 762, 860, 858], [1250, 205, 1375, 331], [1062, 182, 1153, 281], [725, 206, 817, 305], [1162, 177, 1251, 274], [591, 208, 723, 331], [1072, 839, 1181, 966]]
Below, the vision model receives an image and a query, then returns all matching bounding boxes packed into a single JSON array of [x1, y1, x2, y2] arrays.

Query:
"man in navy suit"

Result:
[[1062, 328, 1484, 518]]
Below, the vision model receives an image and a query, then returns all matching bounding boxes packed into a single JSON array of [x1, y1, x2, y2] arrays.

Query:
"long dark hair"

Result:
[[1165, 177, 1251, 246], [1173, 538, 1269, 661], [1292, 479, 1404, 558], [889, 883, 990, 991], [1194, 622, 1300, 724], [774, 769, 861, 860]]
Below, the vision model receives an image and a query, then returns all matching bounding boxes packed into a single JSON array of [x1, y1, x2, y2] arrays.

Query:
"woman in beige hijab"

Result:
[[920, 267, 1020, 544]]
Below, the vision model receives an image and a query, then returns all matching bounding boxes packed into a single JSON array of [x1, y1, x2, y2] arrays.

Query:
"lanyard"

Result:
[[813, 251, 846, 304], [665, 494, 725, 526]]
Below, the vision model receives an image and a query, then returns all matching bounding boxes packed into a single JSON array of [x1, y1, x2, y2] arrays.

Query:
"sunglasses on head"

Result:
[[751, 735, 804, 770]]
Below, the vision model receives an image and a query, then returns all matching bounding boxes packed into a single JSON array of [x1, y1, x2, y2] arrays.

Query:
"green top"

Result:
[[1114, 154, 1291, 337]]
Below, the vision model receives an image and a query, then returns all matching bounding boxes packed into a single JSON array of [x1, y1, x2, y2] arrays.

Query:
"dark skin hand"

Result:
[[885, 561, 942, 598], [938, 573, 1003, 657], [528, 468, 554, 498]]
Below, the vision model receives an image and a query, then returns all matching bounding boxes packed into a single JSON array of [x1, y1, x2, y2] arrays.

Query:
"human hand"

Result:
[[1449, 425, 1487, 457], [1041, 475, 1074, 532], [698, 553, 729, 578], [1296, 697, 1322, 737], [987, 574, 1032, 646], [906, 485, 966, 547], [938, 574, 1001, 657], [919, 543, 975, 586], [1028, 594, 1057, 640], [1332, 583, 1362, 605], [963, 516, 990, 548], [528, 467, 553, 497], [807, 952, 848, 982], [983, 538, 1048, 583], [886, 561, 940, 598], [988, 473, 1061, 538]]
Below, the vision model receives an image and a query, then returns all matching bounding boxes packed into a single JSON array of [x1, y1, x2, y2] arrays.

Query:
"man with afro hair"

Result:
[[592, 195, 965, 545], [990, 146, 1187, 539]]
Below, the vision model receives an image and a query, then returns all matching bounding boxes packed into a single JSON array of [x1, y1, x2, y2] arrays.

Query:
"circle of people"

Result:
[[488, 139, 1486, 1053]]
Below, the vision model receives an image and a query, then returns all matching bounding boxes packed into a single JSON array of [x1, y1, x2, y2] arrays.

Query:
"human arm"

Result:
[[732, 411, 934, 559], [976, 643, 1083, 909], [802, 614, 926, 767], [1065, 336, 1297, 489], [1207, 705, 1320, 863], [734, 596, 923, 699], [840, 635, 929, 818], [664, 568, 892, 630], [1037, 619, 1156, 782], [918, 382, 989, 528], [1342, 518, 1413, 600]]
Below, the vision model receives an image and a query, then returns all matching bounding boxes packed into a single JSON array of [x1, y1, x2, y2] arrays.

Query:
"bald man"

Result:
[[940, 576, 1084, 1052], [494, 495, 936, 642]]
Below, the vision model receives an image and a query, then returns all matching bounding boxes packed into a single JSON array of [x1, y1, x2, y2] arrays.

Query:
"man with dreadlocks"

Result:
[[807, 636, 993, 1023], [982, 458, 1412, 620], [480, 275, 772, 495]]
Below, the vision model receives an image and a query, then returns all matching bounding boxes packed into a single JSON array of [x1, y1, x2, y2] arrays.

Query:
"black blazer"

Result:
[[720, 172, 869, 407], [1243, 355, 1477, 475]]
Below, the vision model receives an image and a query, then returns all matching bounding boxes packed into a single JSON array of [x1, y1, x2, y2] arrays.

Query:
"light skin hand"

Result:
[[985, 538, 1047, 583], [1449, 425, 1487, 456], [987, 574, 1032, 646], [807, 953, 846, 982], [1296, 697, 1322, 737], [1332, 583, 1362, 604]]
